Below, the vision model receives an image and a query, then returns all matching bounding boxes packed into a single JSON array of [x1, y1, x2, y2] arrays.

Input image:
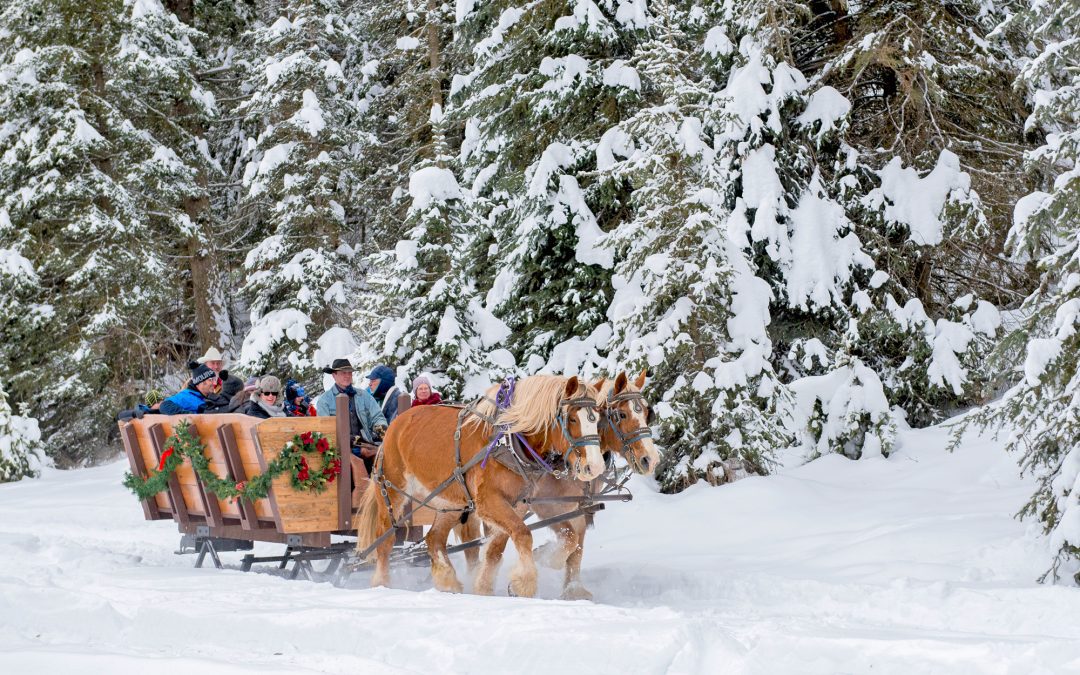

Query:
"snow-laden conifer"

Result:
[[368, 105, 512, 398], [0, 0, 197, 463], [599, 2, 791, 491], [233, 0, 364, 375], [0, 380, 45, 483], [974, 0, 1080, 584], [452, 0, 642, 376]]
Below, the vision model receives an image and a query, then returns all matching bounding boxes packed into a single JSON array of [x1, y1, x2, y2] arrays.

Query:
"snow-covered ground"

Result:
[[1, 424, 1078, 674]]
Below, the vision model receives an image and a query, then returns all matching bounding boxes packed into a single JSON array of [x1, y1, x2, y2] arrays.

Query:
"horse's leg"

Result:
[[473, 530, 509, 596], [370, 492, 403, 588], [561, 515, 592, 601], [456, 515, 483, 573], [427, 511, 464, 593], [475, 487, 538, 598]]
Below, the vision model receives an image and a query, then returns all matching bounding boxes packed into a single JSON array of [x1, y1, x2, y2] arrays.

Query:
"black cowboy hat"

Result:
[[322, 358, 355, 374]]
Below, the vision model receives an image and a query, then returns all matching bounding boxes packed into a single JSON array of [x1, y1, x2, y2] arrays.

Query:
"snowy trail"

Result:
[[1, 426, 1078, 674]]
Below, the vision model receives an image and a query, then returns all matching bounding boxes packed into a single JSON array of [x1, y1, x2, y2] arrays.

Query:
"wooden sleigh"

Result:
[[119, 392, 433, 573]]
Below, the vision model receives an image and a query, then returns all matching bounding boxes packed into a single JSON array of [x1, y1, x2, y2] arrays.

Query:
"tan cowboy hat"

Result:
[[197, 346, 226, 364]]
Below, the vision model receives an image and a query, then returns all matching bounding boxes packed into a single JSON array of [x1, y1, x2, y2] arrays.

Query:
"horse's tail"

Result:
[[354, 481, 382, 558]]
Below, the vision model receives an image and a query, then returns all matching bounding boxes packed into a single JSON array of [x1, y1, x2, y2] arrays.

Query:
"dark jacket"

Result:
[[238, 399, 284, 419], [218, 370, 245, 400]]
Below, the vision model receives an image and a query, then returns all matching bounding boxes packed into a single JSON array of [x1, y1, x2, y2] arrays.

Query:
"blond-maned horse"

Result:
[[428, 369, 659, 600], [354, 375, 605, 597], [529, 369, 659, 599]]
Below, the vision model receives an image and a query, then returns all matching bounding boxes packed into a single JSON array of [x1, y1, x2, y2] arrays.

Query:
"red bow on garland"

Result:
[[157, 447, 175, 472]]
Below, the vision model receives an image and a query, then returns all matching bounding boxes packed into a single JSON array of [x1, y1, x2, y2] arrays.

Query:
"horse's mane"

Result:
[[467, 375, 598, 436], [597, 375, 640, 400]]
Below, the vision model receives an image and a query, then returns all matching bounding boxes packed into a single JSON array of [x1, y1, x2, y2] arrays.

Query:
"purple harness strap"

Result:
[[480, 377, 516, 468]]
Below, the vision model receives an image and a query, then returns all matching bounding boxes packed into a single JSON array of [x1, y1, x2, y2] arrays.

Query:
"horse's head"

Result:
[[596, 369, 660, 475], [554, 376, 606, 482]]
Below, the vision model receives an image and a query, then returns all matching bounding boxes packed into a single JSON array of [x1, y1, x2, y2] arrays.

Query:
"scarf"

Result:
[[255, 398, 285, 418]]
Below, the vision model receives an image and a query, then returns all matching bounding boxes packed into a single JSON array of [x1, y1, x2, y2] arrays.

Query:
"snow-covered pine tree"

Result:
[[0, 379, 45, 482], [354, 0, 513, 398], [452, 0, 642, 376], [348, 0, 459, 250], [233, 0, 364, 376], [972, 0, 1080, 584], [0, 0, 188, 464], [112, 0, 234, 364], [599, 1, 791, 491], [370, 108, 513, 398], [710, 1, 1010, 437], [812, 0, 1024, 425]]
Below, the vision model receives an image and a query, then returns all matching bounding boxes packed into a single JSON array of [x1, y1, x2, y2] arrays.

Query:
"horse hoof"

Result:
[[434, 576, 464, 593], [561, 582, 593, 601], [508, 575, 537, 598]]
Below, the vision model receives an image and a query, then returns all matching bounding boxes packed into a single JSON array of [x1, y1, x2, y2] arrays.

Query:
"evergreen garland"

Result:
[[123, 422, 340, 502]]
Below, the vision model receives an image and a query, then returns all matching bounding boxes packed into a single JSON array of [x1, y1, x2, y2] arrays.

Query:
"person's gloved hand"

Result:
[[351, 435, 365, 448], [372, 424, 388, 440]]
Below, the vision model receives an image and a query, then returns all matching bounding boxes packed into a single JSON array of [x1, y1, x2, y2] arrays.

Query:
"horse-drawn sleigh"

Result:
[[119, 371, 658, 598]]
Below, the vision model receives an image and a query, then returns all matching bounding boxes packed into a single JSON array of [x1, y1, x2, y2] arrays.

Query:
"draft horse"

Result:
[[354, 375, 605, 598], [427, 369, 660, 600], [530, 369, 659, 599]]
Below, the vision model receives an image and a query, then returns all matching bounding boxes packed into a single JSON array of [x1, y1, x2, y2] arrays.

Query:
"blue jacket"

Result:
[[316, 385, 387, 443], [160, 387, 207, 415]]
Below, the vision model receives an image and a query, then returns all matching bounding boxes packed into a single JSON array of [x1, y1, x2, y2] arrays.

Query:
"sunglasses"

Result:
[[261, 391, 280, 397]]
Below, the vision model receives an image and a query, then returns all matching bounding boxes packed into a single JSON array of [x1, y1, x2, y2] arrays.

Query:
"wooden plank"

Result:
[[256, 417, 339, 534], [251, 426, 286, 533], [220, 424, 258, 531], [194, 422, 225, 528], [119, 422, 161, 521], [148, 423, 191, 526], [335, 393, 351, 531]]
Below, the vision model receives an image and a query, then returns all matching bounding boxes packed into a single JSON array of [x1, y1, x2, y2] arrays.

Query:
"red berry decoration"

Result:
[[285, 431, 340, 493]]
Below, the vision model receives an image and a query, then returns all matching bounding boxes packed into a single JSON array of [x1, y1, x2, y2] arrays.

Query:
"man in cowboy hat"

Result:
[[195, 346, 245, 400], [315, 359, 388, 468]]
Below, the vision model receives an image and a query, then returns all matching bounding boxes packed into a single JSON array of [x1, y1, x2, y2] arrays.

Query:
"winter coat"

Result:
[[315, 385, 387, 444], [217, 371, 245, 400], [413, 391, 443, 407], [377, 386, 401, 423], [160, 386, 208, 415], [239, 399, 285, 419]]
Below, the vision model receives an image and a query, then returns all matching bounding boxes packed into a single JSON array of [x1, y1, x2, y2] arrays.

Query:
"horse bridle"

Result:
[[603, 390, 655, 456], [554, 395, 602, 462]]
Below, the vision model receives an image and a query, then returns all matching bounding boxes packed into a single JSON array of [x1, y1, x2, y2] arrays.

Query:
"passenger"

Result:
[[367, 364, 401, 423], [160, 365, 219, 415], [315, 358, 387, 451], [285, 379, 316, 417], [229, 376, 258, 411], [195, 347, 245, 400], [411, 376, 442, 407], [239, 376, 286, 419]]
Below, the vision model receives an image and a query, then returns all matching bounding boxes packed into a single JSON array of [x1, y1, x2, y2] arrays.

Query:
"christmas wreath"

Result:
[[123, 421, 341, 502]]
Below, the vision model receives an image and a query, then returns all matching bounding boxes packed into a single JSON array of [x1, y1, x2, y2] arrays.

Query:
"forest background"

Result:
[[0, 0, 1077, 581]]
